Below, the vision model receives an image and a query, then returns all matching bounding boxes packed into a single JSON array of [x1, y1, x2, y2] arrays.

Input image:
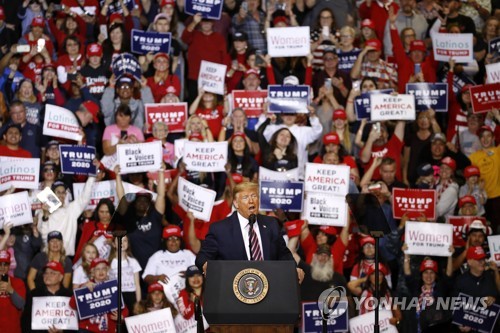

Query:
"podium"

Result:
[[203, 260, 300, 333]]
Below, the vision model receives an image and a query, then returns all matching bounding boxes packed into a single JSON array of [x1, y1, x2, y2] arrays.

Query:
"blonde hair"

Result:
[[233, 181, 259, 199]]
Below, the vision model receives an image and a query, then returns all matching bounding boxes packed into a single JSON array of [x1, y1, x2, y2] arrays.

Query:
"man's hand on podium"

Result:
[[297, 268, 304, 284], [203, 262, 208, 276]]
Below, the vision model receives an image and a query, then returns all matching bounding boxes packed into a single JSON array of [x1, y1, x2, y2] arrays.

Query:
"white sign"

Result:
[[267, 27, 310, 57], [198, 60, 227, 95], [405, 221, 453, 257], [0, 191, 33, 229], [173, 138, 186, 167], [43, 104, 83, 141], [259, 166, 299, 182], [304, 163, 350, 196], [488, 235, 500, 266], [178, 177, 216, 221], [349, 310, 398, 333], [125, 308, 176, 333], [303, 192, 347, 227], [432, 33, 474, 63], [122, 182, 158, 202], [183, 141, 227, 172], [117, 141, 163, 174], [0, 157, 40, 191], [73, 180, 119, 210], [93, 235, 112, 260], [370, 94, 416, 121], [31, 296, 78, 330], [486, 62, 500, 84], [36, 187, 62, 213], [100, 153, 118, 171]]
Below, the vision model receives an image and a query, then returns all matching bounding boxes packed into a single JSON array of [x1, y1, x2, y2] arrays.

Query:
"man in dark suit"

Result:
[[196, 182, 304, 282]]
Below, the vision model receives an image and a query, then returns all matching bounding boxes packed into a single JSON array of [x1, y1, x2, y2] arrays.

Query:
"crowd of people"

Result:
[[0, 0, 499, 332]]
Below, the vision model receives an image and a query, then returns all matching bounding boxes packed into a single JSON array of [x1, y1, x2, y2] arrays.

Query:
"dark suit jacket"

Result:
[[195, 212, 294, 269]]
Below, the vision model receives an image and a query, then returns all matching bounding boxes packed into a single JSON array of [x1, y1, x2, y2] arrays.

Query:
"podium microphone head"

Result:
[[248, 214, 257, 226]]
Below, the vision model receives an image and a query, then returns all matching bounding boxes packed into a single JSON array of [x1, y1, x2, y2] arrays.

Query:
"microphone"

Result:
[[111, 230, 127, 237], [248, 214, 257, 226]]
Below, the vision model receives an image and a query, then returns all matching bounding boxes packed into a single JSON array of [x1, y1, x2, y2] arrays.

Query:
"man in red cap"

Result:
[[142, 225, 196, 285], [80, 43, 109, 100], [459, 165, 487, 216], [0, 250, 25, 333], [146, 52, 181, 103], [74, 100, 102, 149], [359, 0, 399, 42]]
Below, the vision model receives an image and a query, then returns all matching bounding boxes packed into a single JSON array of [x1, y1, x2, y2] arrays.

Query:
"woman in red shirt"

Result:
[[189, 88, 227, 138], [177, 265, 204, 320]]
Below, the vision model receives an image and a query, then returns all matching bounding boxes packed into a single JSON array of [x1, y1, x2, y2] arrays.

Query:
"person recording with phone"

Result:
[[0, 250, 26, 333], [102, 104, 145, 156]]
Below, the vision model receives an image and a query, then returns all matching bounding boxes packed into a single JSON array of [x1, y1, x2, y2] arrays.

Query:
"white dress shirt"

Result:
[[237, 212, 264, 260]]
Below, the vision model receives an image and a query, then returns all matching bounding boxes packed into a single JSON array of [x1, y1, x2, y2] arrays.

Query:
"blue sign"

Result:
[[259, 180, 304, 212], [131, 30, 172, 55], [74, 280, 124, 320], [267, 85, 310, 113], [100, 0, 136, 14], [59, 145, 97, 176], [452, 293, 500, 333], [184, 0, 223, 20], [111, 53, 142, 82], [406, 83, 448, 112], [337, 50, 361, 73], [302, 301, 348, 333], [489, 37, 500, 58], [354, 89, 393, 120]]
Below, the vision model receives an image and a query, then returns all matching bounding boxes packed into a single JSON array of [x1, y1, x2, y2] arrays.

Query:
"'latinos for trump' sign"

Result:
[[0, 191, 32, 229], [73, 180, 119, 210], [59, 145, 97, 175], [267, 27, 310, 57], [354, 89, 394, 120], [268, 85, 310, 113], [198, 60, 227, 95], [406, 83, 448, 112], [178, 177, 216, 221], [488, 235, 500, 267], [304, 163, 350, 196], [303, 192, 348, 227], [131, 30, 171, 55], [432, 33, 474, 63], [117, 141, 163, 174], [232, 90, 267, 118], [392, 188, 436, 220], [43, 104, 83, 141], [31, 296, 78, 330], [184, 0, 223, 20], [183, 141, 227, 172], [0, 157, 40, 192], [370, 94, 416, 121], [405, 221, 453, 257], [145, 103, 187, 133], [259, 180, 304, 212], [74, 280, 124, 320], [470, 83, 500, 113]]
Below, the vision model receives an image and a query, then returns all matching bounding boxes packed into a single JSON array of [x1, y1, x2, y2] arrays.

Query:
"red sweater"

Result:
[[146, 74, 182, 103], [390, 27, 437, 93], [48, 14, 87, 55], [359, 1, 399, 45], [0, 275, 25, 333], [181, 29, 227, 80], [0, 145, 32, 158], [301, 233, 346, 274]]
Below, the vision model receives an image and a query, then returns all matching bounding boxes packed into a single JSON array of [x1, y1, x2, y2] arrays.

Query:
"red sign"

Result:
[[145, 103, 187, 133], [146, 169, 178, 184], [470, 83, 500, 113], [232, 90, 267, 118], [447, 216, 487, 247], [392, 188, 436, 220]]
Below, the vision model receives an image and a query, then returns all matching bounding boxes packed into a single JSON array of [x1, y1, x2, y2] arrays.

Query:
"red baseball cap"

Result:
[[162, 225, 182, 239], [90, 258, 109, 270], [319, 225, 337, 236], [31, 16, 45, 27], [360, 236, 375, 247], [244, 69, 260, 79], [273, 16, 288, 27], [165, 85, 178, 97], [0, 250, 10, 263], [148, 282, 164, 293], [323, 132, 340, 145], [44, 261, 65, 275], [464, 165, 480, 178], [461, 84, 473, 94], [409, 40, 426, 53], [466, 246, 486, 260], [109, 12, 123, 25], [333, 109, 347, 120], [366, 263, 388, 276], [0, 6, 5, 20], [284, 220, 304, 238], [154, 52, 169, 61], [458, 195, 476, 208], [419, 259, 438, 273], [87, 43, 103, 57], [82, 101, 100, 123], [365, 39, 382, 52], [230, 131, 246, 141], [440, 156, 456, 171], [361, 19, 375, 30], [161, 0, 175, 7], [477, 125, 493, 137], [225, 172, 244, 186]]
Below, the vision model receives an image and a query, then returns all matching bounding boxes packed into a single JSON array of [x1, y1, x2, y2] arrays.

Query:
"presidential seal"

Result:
[[233, 268, 269, 304]]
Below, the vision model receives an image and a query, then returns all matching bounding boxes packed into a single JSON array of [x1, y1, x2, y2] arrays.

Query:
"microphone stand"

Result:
[[371, 231, 384, 333], [112, 230, 127, 333]]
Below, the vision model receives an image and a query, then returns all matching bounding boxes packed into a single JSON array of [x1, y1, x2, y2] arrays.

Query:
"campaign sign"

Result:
[[184, 0, 223, 19], [302, 301, 348, 333], [259, 166, 299, 182], [370, 94, 416, 121], [117, 141, 163, 174], [178, 177, 216, 221], [488, 235, 500, 266], [122, 182, 158, 201], [0, 191, 32, 229], [32, 296, 78, 330], [111, 53, 142, 82], [267, 27, 310, 57], [447, 216, 487, 247], [43, 104, 83, 141], [432, 33, 474, 63], [304, 163, 350, 196], [392, 188, 436, 220], [74, 279, 123, 320], [131, 30, 171, 55], [73, 180, 118, 210], [145, 103, 187, 133], [198, 60, 227, 95], [0, 157, 40, 191], [338, 50, 362, 73], [406, 83, 448, 112], [232, 90, 267, 118], [470, 83, 500, 113], [452, 293, 500, 333], [59, 145, 97, 175], [268, 85, 310, 113], [349, 310, 398, 333], [405, 221, 453, 257], [183, 141, 227, 172], [100, 153, 118, 171], [354, 89, 394, 120], [485, 62, 500, 84], [304, 192, 348, 227], [125, 308, 176, 333], [259, 180, 304, 212], [488, 37, 500, 58]]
